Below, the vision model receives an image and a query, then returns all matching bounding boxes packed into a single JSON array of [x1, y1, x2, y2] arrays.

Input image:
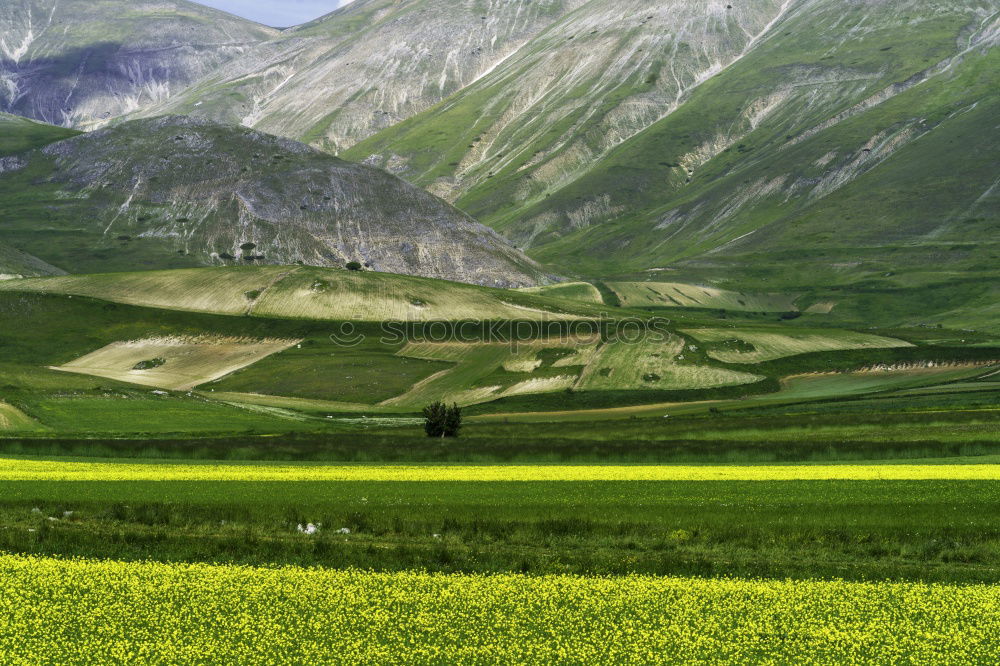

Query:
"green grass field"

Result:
[[0, 402, 41, 432], [8, 390, 311, 435], [517, 281, 606, 305], [0, 267, 996, 662], [1, 456, 999, 584]]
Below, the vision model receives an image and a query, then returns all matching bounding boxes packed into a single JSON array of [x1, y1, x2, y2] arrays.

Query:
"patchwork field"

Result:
[[575, 336, 761, 391], [777, 364, 996, 400], [608, 282, 799, 312], [54, 336, 301, 391], [379, 333, 764, 407], [380, 341, 562, 407], [2, 554, 997, 664], [682, 328, 913, 363]]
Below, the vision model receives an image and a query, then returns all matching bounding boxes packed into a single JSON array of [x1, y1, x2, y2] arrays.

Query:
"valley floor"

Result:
[[3, 453, 1000, 662]]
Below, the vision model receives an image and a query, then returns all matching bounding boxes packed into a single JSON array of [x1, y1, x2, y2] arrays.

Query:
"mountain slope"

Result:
[[131, 0, 589, 153], [346, 0, 792, 202], [0, 112, 77, 276], [0, 111, 79, 156], [345, 0, 999, 291], [0, 0, 277, 129], [510, 0, 1000, 280], [0, 116, 545, 285]]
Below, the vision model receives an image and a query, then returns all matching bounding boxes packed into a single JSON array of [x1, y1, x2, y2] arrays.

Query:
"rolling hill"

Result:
[[0, 115, 545, 285], [0, 265, 598, 321]]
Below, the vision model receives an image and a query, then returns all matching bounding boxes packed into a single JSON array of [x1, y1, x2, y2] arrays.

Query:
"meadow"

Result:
[[2, 456, 1000, 582], [0, 267, 997, 661], [2, 554, 999, 664]]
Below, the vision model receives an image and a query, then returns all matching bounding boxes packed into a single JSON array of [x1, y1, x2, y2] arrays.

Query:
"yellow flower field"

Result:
[[1, 554, 997, 664], [2, 457, 1000, 481]]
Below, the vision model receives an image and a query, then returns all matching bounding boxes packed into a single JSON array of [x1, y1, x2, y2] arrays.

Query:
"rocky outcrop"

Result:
[[3, 116, 545, 286]]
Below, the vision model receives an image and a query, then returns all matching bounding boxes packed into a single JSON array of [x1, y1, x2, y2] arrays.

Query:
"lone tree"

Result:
[[423, 401, 462, 438], [346, 261, 363, 271]]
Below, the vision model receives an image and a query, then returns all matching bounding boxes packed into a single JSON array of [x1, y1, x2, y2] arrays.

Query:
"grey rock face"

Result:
[[18, 116, 544, 286], [0, 0, 276, 128], [134, 0, 589, 153]]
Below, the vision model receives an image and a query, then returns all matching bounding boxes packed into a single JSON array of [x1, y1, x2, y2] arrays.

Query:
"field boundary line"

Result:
[[245, 266, 303, 316]]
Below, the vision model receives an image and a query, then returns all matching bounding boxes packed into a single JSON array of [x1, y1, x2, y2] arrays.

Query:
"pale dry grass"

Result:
[[608, 282, 798, 312], [682, 328, 913, 363], [577, 336, 760, 391], [54, 336, 301, 390]]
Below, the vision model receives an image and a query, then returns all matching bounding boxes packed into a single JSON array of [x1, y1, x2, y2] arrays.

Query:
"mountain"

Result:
[[0, 115, 545, 286], [0, 0, 276, 128], [129, 0, 590, 153], [0, 0, 996, 322], [347, 0, 793, 206], [345, 1, 1000, 287]]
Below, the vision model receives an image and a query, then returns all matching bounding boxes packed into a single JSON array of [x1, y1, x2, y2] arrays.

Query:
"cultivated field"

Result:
[[0, 267, 292, 316], [381, 334, 762, 407], [2, 554, 997, 664], [6, 458, 1000, 482], [683, 328, 913, 363], [608, 282, 799, 312], [0, 267, 597, 322], [576, 336, 760, 391], [55, 336, 300, 391], [517, 281, 606, 305]]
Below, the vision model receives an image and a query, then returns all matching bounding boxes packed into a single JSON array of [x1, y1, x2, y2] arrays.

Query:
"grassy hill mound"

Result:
[[0, 266, 599, 321]]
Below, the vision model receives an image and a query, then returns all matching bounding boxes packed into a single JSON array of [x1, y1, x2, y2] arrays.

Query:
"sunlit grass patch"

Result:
[[54, 336, 300, 390], [683, 328, 912, 363]]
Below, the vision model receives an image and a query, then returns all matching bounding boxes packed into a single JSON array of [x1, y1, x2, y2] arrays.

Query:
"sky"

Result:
[[191, 1, 351, 27]]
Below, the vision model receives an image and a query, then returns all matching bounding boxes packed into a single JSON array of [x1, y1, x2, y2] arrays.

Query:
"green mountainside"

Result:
[[342, 0, 999, 328], [347, 1, 998, 274], [0, 0, 995, 327], [0, 116, 545, 285], [0, 112, 79, 157]]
